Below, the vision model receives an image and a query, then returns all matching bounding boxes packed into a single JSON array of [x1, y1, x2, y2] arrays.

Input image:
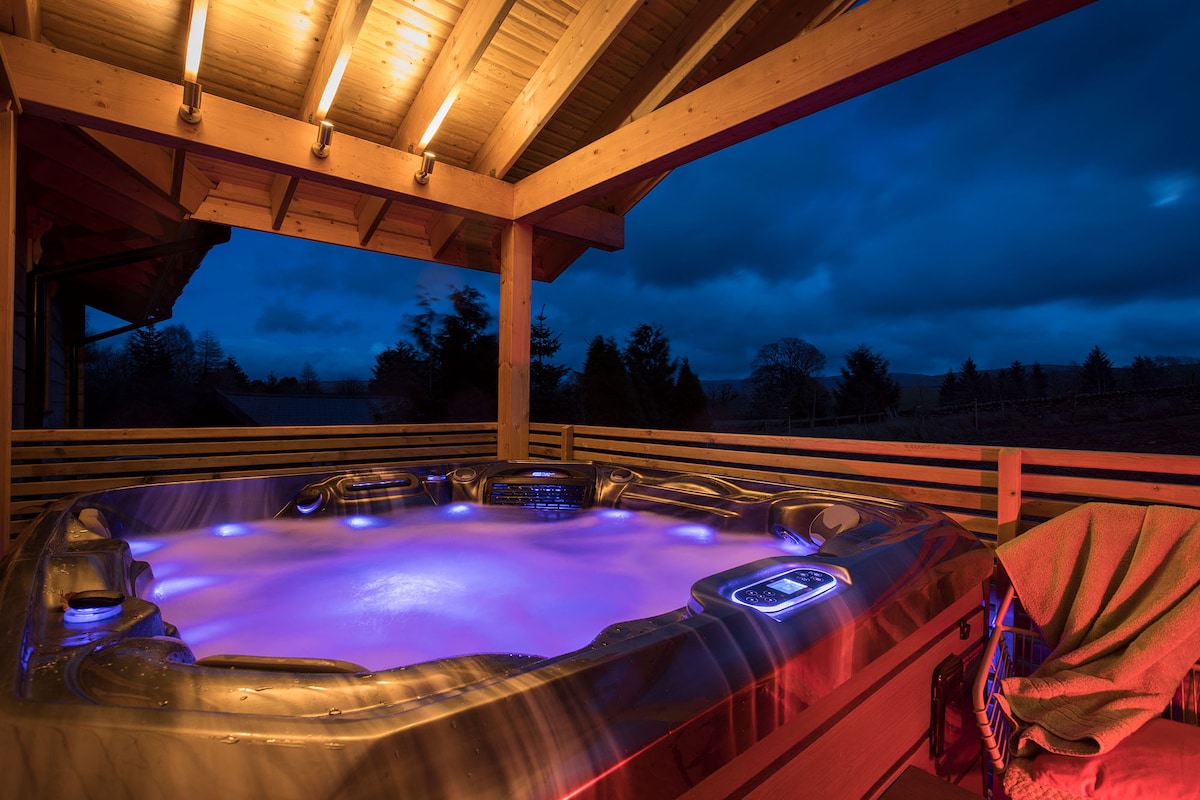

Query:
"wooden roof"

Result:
[[0, 0, 1094, 323]]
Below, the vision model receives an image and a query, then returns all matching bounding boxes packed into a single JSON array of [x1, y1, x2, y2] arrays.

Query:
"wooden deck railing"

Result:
[[8, 422, 1200, 548], [531, 423, 1200, 543], [7, 422, 499, 540]]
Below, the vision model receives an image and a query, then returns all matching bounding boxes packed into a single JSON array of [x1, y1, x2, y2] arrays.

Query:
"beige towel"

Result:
[[996, 502, 1200, 757]]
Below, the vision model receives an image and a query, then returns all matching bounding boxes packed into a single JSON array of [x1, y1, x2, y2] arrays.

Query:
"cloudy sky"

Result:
[[147, 0, 1198, 384]]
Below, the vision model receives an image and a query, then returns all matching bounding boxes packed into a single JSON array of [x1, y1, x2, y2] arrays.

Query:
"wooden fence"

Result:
[[7, 422, 499, 540], [531, 423, 1200, 543], [8, 422, 1200, 547]]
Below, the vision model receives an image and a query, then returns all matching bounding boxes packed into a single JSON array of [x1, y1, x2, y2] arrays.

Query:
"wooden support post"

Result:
[[996, 448, 1023, 546], [560, 425, 574, 461], [497, 221, 532, 459], [0, 109, 15, 549]]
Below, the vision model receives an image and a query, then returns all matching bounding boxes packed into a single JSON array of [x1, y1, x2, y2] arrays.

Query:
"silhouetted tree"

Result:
[[196, 329, 225, 380], [1008, 360, 1028, 400], [1030, 362, 1049, 398], [957, 357, 984, 402], [1079, 345, 1114, 393], [371, 342, 426, 421], [747, 337, 826, 422], [834, 345, 900, 417], [214, 355, 249, 391], [1128, 354, 1161, 390], [530, 307, 571, 421], [126, 325, 172, 380], [436, 285, 497, 420], [938, 370, 959, 406], [299, 362, 321, 393], [162, 324, 198, 383], [623, 323, 677, 427], [580, 335, 644, 426], [672, 358, 710, 430]]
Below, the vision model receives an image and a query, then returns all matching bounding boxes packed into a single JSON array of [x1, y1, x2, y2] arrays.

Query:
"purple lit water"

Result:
[[127, 504, 809, 671]]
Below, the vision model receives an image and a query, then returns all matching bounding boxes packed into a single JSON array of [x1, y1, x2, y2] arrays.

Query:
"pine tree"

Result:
[[580, 335, 644, 426], [834, 345, 900, 417], [623, 323, 677, 427], [938, 370, 959, 407], [530, 307, 571, 421], [957, 357, 983, 402], [672, 358, 710, 430], [1030, 362, 1049, 398], [1129, 355, 1161, 389], [1079, 345, 1114, 394]]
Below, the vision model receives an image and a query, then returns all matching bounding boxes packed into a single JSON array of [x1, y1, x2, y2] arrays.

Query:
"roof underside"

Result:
[[0, 0, 1094, 324]]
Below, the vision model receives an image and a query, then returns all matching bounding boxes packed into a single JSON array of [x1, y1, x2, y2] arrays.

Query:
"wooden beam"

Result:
[[394, 0, 514, 156], [514, 0, 1097, 222], [0, 32, 20, 112], [268, 174, 300, 231], [497, 221, 532, 459], [621, 0, 762, 129], [79, 128, 215, 215], [533, 205, 623, 252], [0, 0, 39, 41], [300, 0, 374, 123], [358, 0, 514, 246], [0, 109, 14, 547], [1, 34, 516, 224], [427, 0, 642, 258]]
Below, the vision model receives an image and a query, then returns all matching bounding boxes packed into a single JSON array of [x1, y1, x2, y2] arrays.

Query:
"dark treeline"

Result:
[[84, 285, 1197, 430]]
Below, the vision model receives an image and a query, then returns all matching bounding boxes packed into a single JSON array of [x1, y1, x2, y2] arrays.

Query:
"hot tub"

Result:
[[0, 460, 991, 798]]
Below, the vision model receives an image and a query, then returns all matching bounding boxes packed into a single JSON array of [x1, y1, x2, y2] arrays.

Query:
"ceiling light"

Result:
[[311, 120, 334, 158], [414, 152, 436, 185], [179, 79, 203, 124]]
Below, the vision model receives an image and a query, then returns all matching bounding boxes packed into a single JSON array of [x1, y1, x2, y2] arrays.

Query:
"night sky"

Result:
[[145, 0, 1198, 384]]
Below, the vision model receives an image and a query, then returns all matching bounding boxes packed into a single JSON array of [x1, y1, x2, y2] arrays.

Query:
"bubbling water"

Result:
[[128, 504, 806, 671]]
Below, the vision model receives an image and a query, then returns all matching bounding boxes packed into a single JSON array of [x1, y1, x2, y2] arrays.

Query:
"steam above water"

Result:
[[129, 505, 803, 671]]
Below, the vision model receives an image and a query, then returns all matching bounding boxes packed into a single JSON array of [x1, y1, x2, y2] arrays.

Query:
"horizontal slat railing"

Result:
[[530, 424, 1200, 545], [9, 422, 499, 539], [10, 423, 1200, 547], [531, 424, 1003, 538]]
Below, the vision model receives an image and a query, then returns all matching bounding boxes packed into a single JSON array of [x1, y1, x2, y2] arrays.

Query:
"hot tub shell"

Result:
[[0, 460, 991, 798]]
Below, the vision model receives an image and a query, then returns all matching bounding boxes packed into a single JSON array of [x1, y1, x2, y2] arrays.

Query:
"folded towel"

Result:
[[996, 502, 1200, 757]]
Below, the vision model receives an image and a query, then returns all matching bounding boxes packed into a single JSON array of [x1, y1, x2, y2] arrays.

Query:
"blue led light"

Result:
[[445, 503, 473, 517], [213, 523, 251, 537], [64, 605, 123, 625], [345, 515, 382, 529], [151, 576, 218, 600], [598, 509, 633, 520], [126, 539, 163, 556], [667, 524, 715, 544]]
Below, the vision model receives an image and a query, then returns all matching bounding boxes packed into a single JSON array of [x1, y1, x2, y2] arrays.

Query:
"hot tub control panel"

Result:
[[731, 567, 838, 614]]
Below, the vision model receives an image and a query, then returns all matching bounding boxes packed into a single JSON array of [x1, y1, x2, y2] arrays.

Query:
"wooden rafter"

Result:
[[270, 0, 375, 231], [514, 0, 1097, 222], [356, 0, 514, 247], [80, 128, 214, 215], [0, 0, 40, 41], [426, 0, 643, 258], [2, 34, 516, 222]]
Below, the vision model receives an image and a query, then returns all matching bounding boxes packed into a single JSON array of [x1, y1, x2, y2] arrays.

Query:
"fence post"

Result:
[[997, 448, 1023, 546], [560, 425, 575, 460]]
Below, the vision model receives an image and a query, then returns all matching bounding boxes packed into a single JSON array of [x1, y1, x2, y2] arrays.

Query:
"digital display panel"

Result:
[[766, 576, 808, 595]]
